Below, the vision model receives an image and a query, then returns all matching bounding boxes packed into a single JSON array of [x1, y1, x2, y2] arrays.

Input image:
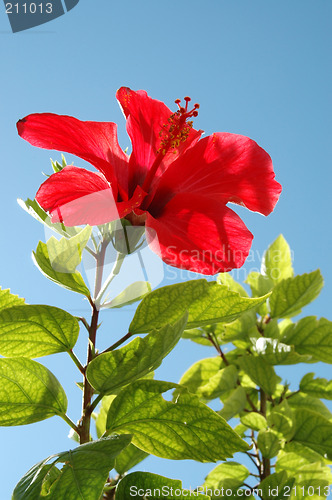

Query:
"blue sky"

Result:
[[0, 0, 331, 496]]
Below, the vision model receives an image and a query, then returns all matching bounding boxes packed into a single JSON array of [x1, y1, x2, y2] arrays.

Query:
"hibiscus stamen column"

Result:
[[141, 98, 199, 193]]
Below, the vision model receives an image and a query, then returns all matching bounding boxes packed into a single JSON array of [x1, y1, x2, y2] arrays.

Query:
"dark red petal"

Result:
[[17, 113, 129, 193], [116, 87, 202, 193], [36, 166, 145, 227], [145, 193, 253, 274], [151, 132, 282, 216]]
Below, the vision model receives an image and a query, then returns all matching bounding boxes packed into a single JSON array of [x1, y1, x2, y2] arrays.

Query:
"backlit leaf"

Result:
[[281, 316, 332, 364], [12, 435, 131, 500], [219, 387, 247, 421], [0, 305, 79, 358], [106, 379, 248, 461], [292, 409, 332, 459], [87, 315, 187, 394], [0, 288, 25, 310], [130, 280, 269, 333], [116, 472, 210, 500], [0, 358, 67, 426], [33, 240, 90, 296], [261, 235, 294, 285], [179, 358, 238, 401], [238, 356, 279, 395], [299, 373, 332, 400], [269, 270, 323, 318], [257, 429, 280, 458]]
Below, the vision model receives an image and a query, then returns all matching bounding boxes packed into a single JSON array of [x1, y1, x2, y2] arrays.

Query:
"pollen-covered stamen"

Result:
[[142, 96, 199, 193], [157, 97, 200, 154]]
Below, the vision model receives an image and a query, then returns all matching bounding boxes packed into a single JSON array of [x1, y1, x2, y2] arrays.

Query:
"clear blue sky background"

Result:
[[0, 0, 331, 497]]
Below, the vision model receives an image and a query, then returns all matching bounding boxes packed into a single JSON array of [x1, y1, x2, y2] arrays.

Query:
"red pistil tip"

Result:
[[157, 96, 200, 155]]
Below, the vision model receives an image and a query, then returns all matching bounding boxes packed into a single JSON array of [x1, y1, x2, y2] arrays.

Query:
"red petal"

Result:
[[151, 133, 282, 216], [36, 166, 145, 226], [145, 193, 253, 274], [17, 113, 129, 194], [116, 87, 202, 193]]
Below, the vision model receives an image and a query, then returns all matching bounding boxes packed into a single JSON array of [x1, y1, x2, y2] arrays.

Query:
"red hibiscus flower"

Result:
[[17, 87, 281, 274]]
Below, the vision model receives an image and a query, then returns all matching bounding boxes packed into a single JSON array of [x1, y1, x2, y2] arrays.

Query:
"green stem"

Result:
[[246, 451, 261, 471], [208, 333, 229, 365], [68, 349, 85, 374], [208, 333, 260, 414], [260, 388, 271, 480], [89, 393, 103, 415], [85, 245, 97, 259], [77, 316, 91, 333], [78, 234, 110, 444], [61, 413, 80, 434], [95, 251, 125, 307], [79, 302, 99, 444], [286, 389, 300, 400], [94, 238, 111, 300], [100, 331, 133, 355]]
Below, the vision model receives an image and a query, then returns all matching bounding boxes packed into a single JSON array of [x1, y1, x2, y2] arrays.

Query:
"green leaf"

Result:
[[287, 393, 332, 421], [267, 401, 294, 440], [289, 462, 332, 498], [238, 356, 279, 395], [259, 471, 295, 500], [33, 240, 90, 296], [87, 314, 187, 395], [261, 234, 294, 285], [12, 460, 60, 500], [130, 280, 269, 333], [219, 310, 257, 344], [269, 270, 323, 318], [104, 281, 151, 308], [12, 435, 131, 500], [0, 305, 79, 358], [18, 197, 81, 238], [217, 273, 248, 296], [51, 155, 67, 173], [202, 462, 250, 494], [281, 316, 332, 364], [45, 225, 92, 273], [276, 442, 329, 474], [292, 409, 332, 459], [240, 412, 267, 431], [178, 359, 238, 401], [0, 288, 25, 310], [253, 337, 312, 365], [0, 358, 67, 425], [257, 429, 280, 458], [114, 444, 148, 475], [264, 319, 282, 339], [182, 327, 213, 346], [116, 472, 211, 500], [300, 373, 332, 400], [94, 395, 116, 438], [219, 386, 247, 421], [245, 271, 274, 297], [106, 379, 249, 461]]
